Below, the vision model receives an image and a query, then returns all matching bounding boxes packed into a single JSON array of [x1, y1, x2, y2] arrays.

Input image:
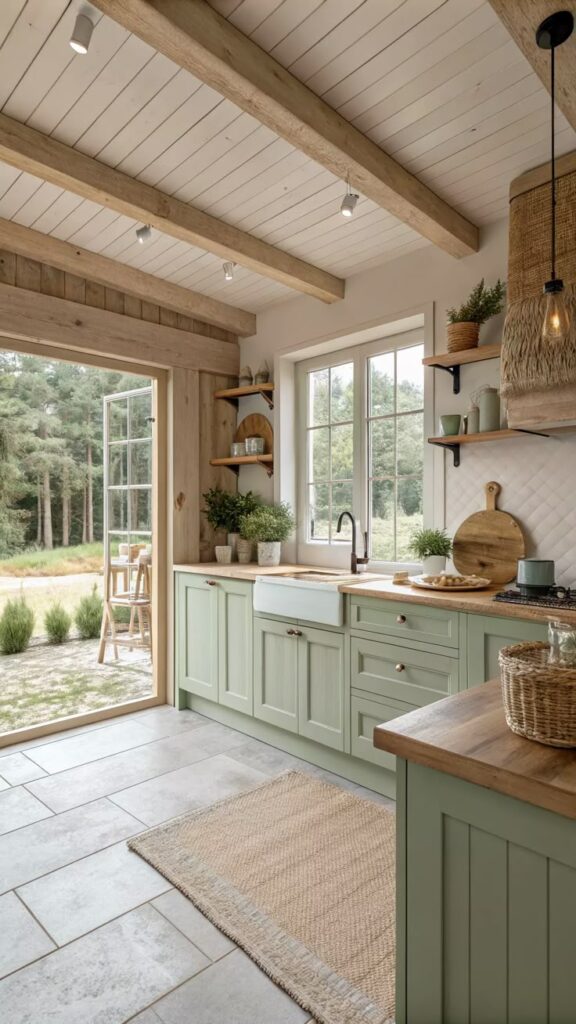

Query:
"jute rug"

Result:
[[129, 771, 395, 1024]]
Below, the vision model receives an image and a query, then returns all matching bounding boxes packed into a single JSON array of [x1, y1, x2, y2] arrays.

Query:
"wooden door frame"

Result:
[[0, 335, 170, 748]]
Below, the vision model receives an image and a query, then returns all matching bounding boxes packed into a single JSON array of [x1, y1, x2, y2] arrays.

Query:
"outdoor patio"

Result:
[[0, 638, 153, 734]]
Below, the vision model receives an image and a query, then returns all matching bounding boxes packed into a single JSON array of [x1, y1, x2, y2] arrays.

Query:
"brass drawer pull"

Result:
[[205, 579, 217, 586], [293, 629, 303, 637], [396, 615, 407, 624], [395, 663, 406, 673]]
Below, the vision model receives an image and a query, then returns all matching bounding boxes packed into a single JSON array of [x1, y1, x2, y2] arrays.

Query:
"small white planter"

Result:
[[257, 541, 281, 567], [227, 532, 239, 561], [215, 545, 232, 565], [422, 555, 447, 575]]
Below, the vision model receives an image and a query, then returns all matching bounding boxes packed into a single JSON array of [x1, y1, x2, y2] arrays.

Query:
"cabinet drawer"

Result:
[[350, 597, 459, 649], [351, 694, 417, 771], [351, 636, 459, 706]]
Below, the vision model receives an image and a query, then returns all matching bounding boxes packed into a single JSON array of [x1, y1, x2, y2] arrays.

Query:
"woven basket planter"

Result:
[[499, 641, 576, 747], [446, 322, 480, 353]]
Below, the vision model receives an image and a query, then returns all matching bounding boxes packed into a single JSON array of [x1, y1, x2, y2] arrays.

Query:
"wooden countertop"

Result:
[[374, 681, 576, 819], [339, 578, 576, 624], [173, 563, 325, 582]]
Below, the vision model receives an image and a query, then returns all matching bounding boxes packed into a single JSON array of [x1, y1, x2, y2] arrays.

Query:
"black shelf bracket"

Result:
[[433, 363, 460, 394], [428, 439, 460, 466], [514, 428, 551, 439]]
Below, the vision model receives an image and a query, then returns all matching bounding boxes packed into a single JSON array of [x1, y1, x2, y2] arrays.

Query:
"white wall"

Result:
[[239, 218, 576, 584]]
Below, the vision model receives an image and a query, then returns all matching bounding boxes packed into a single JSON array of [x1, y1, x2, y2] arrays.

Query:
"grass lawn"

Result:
[[0, 542, 104, 577]]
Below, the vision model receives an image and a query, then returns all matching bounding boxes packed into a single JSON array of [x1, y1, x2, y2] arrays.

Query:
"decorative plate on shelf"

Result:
[[409, 574, 492, 591]]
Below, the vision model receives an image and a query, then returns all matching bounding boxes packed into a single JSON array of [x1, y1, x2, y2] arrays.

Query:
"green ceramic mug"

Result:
[[440, 414, 461, 436]]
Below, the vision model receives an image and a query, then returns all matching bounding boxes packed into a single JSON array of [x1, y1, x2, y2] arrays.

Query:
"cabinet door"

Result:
[[175, 573, 218, 702], [253, 616, 298, 732], [467, 614, 548, 688], [351, 694, 417, 771], [298, 626, 345, 751], [218, 579, 253, 714], [351, 635, 459, 707]]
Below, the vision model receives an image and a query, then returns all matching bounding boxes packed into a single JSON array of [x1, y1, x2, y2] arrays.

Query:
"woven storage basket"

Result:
[[446, 322, 479, 353], [499, 641, 576, 747]]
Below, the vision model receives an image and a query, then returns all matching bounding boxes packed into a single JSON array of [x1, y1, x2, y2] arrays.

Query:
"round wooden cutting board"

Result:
[[235, 413, 273, 453], [452, 481, 526, 584]]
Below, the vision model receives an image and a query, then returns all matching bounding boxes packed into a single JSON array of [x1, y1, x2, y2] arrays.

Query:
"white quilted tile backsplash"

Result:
[[445, 433, 576, 585]]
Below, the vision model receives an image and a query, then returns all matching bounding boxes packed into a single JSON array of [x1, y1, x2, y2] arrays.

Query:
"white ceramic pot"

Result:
[[237, 538, 253, 564], [257, 541, 281, 567], [227, 532, 239, 561], [422, 555, 446, 575], [215, 545, 232, 565]]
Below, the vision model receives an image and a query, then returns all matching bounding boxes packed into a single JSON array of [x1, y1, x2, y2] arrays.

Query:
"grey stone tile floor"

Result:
[[0, 704, 395, 1024]]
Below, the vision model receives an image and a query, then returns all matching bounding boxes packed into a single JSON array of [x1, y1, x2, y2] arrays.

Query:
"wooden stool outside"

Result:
[[98, 551, 152, 663]]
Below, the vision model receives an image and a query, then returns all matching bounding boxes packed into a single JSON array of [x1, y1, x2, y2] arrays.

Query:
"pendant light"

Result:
[[536, 10, 574, 342], [340, 174, 359, 218]]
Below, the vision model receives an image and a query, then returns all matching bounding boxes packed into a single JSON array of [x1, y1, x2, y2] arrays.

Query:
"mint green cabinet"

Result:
[[254, 616, 346, 750], [467, 614, 548, 688], [253, 616, 298, 733], [218, 579, 253, 714], [298, 627, 345, 751], [350, 595, 460, 649], [176, 572, 219, 701], [351, 693, 416, 771], [397, 759, 576, 1024], [351, 635, 459, 706], [175, 573, 253, 710]]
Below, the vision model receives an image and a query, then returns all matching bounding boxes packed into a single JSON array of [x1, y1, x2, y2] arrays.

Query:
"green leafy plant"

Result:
[[410, 528, 452, 560], [239, 502, 295, 543], [447, 279, 505, 325], [75, 584, 103, 640], [44, 602, 72, 644], [0, 596, 34, 654], [202, 488, 262, 534]]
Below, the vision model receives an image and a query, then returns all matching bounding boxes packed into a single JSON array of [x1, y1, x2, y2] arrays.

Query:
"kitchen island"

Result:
[[375, 682, 576, 1024]]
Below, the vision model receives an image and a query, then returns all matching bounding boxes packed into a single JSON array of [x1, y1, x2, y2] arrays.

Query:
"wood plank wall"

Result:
[[0, 249, 237, 346]]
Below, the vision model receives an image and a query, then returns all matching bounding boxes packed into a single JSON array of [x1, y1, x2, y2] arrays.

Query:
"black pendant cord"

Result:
[[550, 40, 557, 282]]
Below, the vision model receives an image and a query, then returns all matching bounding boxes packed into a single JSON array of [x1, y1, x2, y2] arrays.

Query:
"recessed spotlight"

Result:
[[69, 13, 94, 54], [136, 224, 152, 244], [223, 261, 235, 281], [340, 176, 359, 218]]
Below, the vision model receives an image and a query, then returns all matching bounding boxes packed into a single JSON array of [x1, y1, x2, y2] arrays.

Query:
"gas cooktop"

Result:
[[494, 587, 576, 611]]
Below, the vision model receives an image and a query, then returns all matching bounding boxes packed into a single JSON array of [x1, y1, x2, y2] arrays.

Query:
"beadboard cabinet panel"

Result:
[[399, 760, 576, 1024]]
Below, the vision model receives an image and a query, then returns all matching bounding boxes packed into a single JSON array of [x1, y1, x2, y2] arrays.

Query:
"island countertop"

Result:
[[374, 680, 576, 820]]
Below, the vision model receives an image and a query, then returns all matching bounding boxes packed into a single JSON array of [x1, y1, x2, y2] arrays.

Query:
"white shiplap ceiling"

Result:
[[0, 0, 573, 313]]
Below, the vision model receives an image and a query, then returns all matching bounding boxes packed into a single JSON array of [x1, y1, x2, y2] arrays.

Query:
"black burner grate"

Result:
[[494, 588, 576, 610]]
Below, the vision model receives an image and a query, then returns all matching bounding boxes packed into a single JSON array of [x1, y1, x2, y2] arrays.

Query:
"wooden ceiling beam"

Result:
[[0, 113, 344, 304], [91, 0, 479, 259], [487, 1, 576, 130], [0, 216, 254, 337]]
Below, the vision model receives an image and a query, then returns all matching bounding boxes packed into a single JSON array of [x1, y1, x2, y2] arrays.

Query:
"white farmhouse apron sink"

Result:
[[253, 571, 390, 626]]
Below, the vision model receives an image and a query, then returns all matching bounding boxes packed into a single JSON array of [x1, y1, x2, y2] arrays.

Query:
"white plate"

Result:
[[409, 575, 491, 591]]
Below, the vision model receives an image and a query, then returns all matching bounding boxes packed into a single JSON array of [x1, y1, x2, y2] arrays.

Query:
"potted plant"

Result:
[[202, 488, 261, 561], [410, 528, 452, 575], [239, 502, 295, 567], [446, 278, 505, 353]]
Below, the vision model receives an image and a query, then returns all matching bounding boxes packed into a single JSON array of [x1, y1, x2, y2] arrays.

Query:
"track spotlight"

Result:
[[340, 189, 359, 218], [223, 261, 235, 281], [69, 13, 94, 54], [136, 224, 152, 244]]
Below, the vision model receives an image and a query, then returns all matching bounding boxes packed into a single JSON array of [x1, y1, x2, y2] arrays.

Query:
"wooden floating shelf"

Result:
[[428, 427, 549, 468], [210, 454, 274, 477], [214, 383, 274, 409], [423, 344, 501, 394]]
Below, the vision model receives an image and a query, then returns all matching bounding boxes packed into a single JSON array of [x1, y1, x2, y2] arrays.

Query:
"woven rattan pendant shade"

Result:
[[508, 169, 576, 305]]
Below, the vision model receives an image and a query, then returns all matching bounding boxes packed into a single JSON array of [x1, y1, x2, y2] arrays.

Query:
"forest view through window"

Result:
[[301, 337, 424, 564]]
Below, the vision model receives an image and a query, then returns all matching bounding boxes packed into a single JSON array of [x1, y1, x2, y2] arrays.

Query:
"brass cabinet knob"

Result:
[[396, 615, 406, 624], [293, 629, 303, 637], [286, 628, 295, 636], [395, 663, 406, 672], [205, 579, 217, 586]]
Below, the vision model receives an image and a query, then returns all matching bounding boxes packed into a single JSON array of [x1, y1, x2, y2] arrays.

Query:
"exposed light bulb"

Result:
[[69, 13, 94, 54], [340, 191, 359, 218], [542, 279, 570, 342], [223, 261, 235, 281], [136, 224, 152, 244]]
